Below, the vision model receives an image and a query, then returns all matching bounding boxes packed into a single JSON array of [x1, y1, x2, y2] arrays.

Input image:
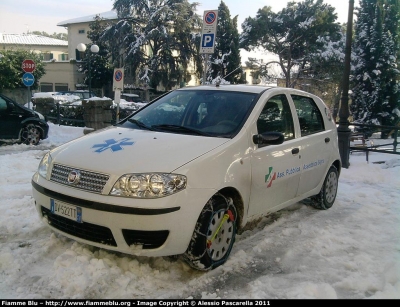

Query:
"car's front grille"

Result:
[[41, 206, 117, 246], [122, 229, 169, 249], [50, 164, 109, 193]]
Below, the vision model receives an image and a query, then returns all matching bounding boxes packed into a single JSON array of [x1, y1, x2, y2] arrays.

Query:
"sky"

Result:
[[0, 0, 359, 35], [0, 113, 399, 299]]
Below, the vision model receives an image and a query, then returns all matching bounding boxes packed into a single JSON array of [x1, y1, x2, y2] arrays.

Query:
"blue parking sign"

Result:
[[202, 34, 215, 48]]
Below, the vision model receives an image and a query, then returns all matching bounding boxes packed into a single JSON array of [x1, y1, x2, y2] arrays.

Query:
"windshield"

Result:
[[119, 89, 258, 138]]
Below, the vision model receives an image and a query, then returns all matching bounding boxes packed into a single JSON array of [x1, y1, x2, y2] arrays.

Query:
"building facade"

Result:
[[0, 33, 75, 93]]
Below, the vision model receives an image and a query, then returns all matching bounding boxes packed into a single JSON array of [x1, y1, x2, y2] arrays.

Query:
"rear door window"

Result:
[[291, 95, 325, 136]]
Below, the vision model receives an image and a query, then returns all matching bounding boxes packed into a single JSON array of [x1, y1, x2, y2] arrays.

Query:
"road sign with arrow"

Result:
[[22, 72, 35, 87]]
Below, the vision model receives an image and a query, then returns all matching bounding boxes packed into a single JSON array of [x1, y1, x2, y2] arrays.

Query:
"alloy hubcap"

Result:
[[206, 209, 234, 261], [325, 172, 338, 203]]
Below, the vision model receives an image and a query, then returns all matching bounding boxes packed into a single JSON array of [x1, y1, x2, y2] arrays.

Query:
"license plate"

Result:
[[50, 199, 82, 223]]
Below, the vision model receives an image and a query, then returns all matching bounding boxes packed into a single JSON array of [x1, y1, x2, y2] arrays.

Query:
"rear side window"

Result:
[[0, 97, 7, 111], [291, 95, 324, 136], [257, 94, 294, 141]]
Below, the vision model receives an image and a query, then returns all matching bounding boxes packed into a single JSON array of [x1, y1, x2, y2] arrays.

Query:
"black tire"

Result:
[[20, 124, 41, 145], [310, 166, 339, 210], [184, 193, 237, 271]]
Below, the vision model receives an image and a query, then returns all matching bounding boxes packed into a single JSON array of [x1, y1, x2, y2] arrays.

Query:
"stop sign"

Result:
[[22, 59, 36, 73]]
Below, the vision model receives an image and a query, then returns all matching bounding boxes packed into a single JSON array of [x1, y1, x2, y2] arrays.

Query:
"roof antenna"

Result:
[[216, 76, 221, 87], [222, 66, 241, 79]]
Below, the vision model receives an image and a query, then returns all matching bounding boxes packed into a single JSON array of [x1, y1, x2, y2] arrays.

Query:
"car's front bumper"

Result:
[[31, 173, 214, 257]]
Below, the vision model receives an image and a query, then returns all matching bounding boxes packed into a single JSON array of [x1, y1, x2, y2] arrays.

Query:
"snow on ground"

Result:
[[0, 123, 399, 299]]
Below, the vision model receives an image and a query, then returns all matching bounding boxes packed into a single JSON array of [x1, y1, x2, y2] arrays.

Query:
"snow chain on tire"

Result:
[[184, 193, 237, 271]]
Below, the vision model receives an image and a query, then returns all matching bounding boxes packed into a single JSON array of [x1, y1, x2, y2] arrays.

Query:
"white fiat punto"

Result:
[[32, 85, 341, 271]]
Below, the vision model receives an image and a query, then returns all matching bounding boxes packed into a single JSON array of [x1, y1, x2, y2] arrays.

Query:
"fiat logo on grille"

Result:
[[67, 170, 81, 185]]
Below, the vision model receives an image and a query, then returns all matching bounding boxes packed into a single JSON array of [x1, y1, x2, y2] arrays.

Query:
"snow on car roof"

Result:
[[177, 84, 275, 94]]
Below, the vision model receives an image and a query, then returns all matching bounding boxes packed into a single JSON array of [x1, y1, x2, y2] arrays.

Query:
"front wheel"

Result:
[[20, 124, 41, 145], [184, 193, 237, 271], [310, 165, 339, 210]]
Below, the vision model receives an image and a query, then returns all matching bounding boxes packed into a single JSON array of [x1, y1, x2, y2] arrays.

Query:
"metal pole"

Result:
[[27, 86, 31, 109], [88, 54, 91, 97], [202, 54, 209, 85], [337, 0, 354, 169]]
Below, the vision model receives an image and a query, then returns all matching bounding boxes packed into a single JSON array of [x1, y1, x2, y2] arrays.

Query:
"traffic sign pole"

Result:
[[203, 54, 210, 85], [22, 60, 36, 109], [113, 68, 124, 123], [28, 86, 31, 109], [22, 71, 35, 109], [200, 10, 218, 84]]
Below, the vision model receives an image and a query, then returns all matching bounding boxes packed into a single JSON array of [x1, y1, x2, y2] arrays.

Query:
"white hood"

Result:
[[50, 126, 229, 174]]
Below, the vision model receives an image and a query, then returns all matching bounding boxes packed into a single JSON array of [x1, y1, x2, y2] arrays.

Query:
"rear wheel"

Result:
[[184, 193, 237, 271], [20, 124, 41, 145], [310, 166, 338, 210]]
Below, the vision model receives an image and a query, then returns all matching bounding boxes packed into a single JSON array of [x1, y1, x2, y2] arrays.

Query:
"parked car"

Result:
[[31, 85, 341, 270], [0, 93, 49, 145], [55, 90, 96, 100], [121, 93, 145, 103]]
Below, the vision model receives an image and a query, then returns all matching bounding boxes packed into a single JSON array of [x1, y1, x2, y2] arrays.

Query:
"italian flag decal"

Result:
[[265, 167, 277, 188]]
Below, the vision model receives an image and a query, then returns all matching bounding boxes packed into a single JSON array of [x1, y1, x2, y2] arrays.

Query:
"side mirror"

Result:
[[253, 131, 284, 146], [8, 102, 15, 111]]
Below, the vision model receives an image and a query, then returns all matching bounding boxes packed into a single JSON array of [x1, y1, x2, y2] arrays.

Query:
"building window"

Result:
[[40, 53, 53, 61], [78, 29, 85, 34], [58, 53, 69, 61], [40, 83, 53, 92], [55, 83, 68, 91]]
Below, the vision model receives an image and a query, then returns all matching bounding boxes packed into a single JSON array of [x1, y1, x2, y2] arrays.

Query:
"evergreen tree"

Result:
[[351, 0, 400, 136], [307, 26, 347, 121], [239, 0, 341, 87], [103, 0, 202, 90], [379, 0, 400, 131], [82, 15, 114, 94], [209, 1, 245, 84]]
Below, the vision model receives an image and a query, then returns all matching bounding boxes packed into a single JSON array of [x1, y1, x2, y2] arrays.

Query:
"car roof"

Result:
[[176, 84, 321, 99], [121, 93, 140, 97], [175, 84, 274, 94]]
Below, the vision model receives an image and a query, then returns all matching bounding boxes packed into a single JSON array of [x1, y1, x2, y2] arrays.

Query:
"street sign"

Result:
[[22, 59, 36, 73], [113, 68, 124, 90], [22, 72, 35, 87], [200, 10, 218, 54]]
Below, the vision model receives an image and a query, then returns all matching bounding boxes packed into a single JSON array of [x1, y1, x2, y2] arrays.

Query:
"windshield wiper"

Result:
[[128, 119, 154, 131], [152, 124, 211, 136]]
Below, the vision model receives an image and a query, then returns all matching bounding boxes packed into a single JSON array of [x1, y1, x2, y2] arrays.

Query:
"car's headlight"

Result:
[[110, 173, 187, 198], [38, 152, 52, 179]]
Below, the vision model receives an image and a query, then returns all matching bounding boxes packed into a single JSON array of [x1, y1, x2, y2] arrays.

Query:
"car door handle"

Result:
[[325, 137, 330, 143], [292, 148, 300, 155]]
